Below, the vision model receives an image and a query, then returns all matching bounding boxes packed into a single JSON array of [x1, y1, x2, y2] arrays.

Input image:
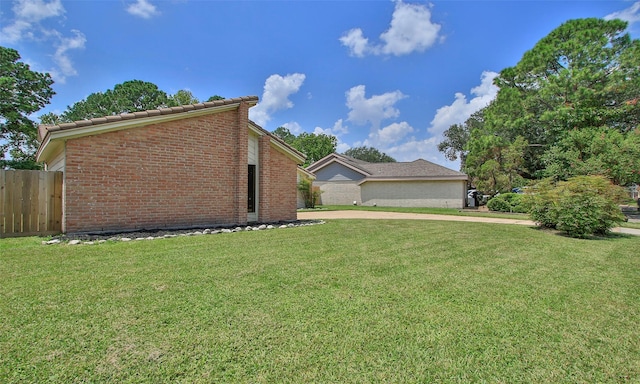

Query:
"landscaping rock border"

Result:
[[43, 220, 325, 245]]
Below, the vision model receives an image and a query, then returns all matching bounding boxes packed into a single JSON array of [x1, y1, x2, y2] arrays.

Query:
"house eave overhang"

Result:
[[357, 175, 468, 186], [306, 155, 371, 177], [248, 121, 306, 164], [297, 166, 316, 180], [37, 98, 257, 163]]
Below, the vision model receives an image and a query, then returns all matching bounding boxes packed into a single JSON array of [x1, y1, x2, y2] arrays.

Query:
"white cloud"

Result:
[[126, 0, 160, 19], [427, 71, 498, 136], [13, 0, 63, 22], [282, 121, 304, 135], [313, 119, 349, 137], [346, 71, 498, 168], [249, 73, 306, 127], [0, 20, 32, 43], [604, 1, 640, 25], [0, 0, 64, 43], [52, 29, 86, 78], [379, 1, 441, 56], [340, 0, 442, 57], [384, 136, 456, 167], [339, 28, 370, 58], [336, 142, 351, 153], [346, 85, 406, 129], [378, 121, 414, 144], [0, 0, 85, 83]]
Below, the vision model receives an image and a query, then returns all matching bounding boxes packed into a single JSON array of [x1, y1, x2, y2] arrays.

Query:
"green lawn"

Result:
[[304, 204, 531, 220], [307, 204, 640, 229], [1, 220, 639, 382]]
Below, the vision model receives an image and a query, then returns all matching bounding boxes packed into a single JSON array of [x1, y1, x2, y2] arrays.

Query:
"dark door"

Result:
[[248, 165, 256, 213]]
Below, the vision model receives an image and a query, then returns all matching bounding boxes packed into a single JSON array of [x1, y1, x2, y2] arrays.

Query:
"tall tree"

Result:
[[465, 18, 640, 188], [168, 90, 199, 106], [272, 126, 296, 144], [293, 132, 337, 166], [343, 146, 396, 163], [271, 127, 337, 166], [542, 127, 640, 186], [0, 47, 55, 169], [437, 109, 484, 170], [59, 80, 170, 122]]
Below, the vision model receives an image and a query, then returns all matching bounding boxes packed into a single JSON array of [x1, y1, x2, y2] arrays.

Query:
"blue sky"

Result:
[[2, 0, 639, 169]]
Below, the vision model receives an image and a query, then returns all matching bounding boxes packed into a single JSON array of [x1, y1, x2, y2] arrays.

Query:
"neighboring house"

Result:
[[36, 96, 305, 234], [307, 153, 468, 208], [297, 166, 316, 209]]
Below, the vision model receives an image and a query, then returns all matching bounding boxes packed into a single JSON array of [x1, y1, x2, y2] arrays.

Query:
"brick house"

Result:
[[36, 96, 305, 234], [307, 153, 468, 208]]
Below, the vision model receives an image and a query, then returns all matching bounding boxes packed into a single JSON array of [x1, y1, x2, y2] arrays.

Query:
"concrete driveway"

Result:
[[298, 210, 640, 236]]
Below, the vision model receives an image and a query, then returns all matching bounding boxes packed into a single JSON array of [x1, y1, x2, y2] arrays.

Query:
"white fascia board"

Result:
[[248, 124, 306, 164]]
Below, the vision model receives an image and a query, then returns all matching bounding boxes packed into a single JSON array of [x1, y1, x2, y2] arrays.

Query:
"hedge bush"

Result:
[[523, 176, 627, 238], [487, 193, 527, 213]]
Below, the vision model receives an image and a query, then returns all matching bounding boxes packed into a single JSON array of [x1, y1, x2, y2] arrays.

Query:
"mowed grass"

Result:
[[310, 204, 640, 228], [1, 220, 639, 383], [307, 204, 532, 220]]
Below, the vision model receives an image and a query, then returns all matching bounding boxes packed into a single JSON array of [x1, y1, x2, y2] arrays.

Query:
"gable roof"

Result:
[[306, 153, 467, 183], [306, 153, 372, 177], [36, 96, 304, 164]]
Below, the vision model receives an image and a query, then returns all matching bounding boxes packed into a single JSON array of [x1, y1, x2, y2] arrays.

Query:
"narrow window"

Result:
[[248, 165, 256, 213]]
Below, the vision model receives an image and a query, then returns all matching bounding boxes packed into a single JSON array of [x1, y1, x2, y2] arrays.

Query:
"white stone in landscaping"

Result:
[[45, 239, 61, 245], [121, 238, 132, 242], [68, 240, 82, 245]]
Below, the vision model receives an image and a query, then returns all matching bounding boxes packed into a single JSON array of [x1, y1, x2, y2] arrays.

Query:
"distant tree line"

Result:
[[40, 80, 224, 125]]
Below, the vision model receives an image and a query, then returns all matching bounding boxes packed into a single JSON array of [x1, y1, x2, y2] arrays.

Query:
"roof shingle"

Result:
[[38, 96, 259, 141]]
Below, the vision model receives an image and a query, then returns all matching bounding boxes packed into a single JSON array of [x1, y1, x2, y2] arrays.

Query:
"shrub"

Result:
[[487, 193, 527, 213], [523, 176, 627, 238], [297, 178, 321, 208]]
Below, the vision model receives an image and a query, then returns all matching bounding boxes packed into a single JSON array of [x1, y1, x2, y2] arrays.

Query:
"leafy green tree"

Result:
[[438, 109, 484, 169], [542, 127, 640, 185], [207, 95, 225, 102], [271, 127, 337, 166], [168, 90, 199, 106], [466, 133, 528, 195], [272, 126, 296, 144], [0, 47, 55, 169], [343, 146, 396, 163], [39, 112, 61, 126], [59, 80, 169, 122], [465, 18, 640, 187], [294, 132, 337, 166]]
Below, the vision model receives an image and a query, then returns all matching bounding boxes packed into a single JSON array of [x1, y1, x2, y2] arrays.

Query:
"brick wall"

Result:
[[63, 108, 247, 233], [259, 137, 298, 222]]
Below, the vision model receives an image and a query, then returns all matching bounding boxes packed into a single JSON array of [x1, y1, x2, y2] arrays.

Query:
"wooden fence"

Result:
[[1, 170, 63, 237]]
